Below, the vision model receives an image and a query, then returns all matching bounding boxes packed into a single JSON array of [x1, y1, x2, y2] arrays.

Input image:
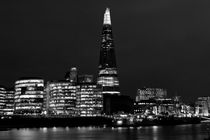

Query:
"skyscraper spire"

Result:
[[97, 8, 120, 95], [103, 8, 111, 25]]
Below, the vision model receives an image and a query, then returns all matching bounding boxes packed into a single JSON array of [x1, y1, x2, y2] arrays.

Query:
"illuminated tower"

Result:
[[97, 8, 120, 95]]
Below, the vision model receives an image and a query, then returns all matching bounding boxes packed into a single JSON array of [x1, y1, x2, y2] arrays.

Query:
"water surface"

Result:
[[0, 124, 208, 140]]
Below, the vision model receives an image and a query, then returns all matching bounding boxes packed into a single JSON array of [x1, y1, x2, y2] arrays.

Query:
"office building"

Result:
[[14, 78, 44, 115], [47, 81, 76, 116], [4, 88, 14, 115], [0, 86, 6, 115], [76, 75, 103, 116]]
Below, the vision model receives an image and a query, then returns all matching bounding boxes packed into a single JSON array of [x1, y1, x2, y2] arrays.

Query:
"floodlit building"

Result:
[[97, 8, 120, 95], [76, 75, 103, 116], [47, 81, 76, 116], [14, 78, 44, 115]]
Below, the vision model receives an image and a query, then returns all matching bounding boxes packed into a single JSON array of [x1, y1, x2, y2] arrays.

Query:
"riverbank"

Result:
[[0, 116, 113, 128], [0, 116, 201, 129]]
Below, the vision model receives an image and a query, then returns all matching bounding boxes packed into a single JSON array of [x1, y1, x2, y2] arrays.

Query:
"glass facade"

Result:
[[14, 79, 44, 115], [47, 81, 76, 116], [97, 8, 120, 95], [76, 75, 103, 116]]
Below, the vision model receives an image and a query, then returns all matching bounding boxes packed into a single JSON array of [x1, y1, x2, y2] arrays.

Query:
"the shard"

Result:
[[97, 8, 120, 95]]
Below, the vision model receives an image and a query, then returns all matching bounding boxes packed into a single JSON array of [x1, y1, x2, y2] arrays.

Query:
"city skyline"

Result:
[[1, 1, 210, 102]]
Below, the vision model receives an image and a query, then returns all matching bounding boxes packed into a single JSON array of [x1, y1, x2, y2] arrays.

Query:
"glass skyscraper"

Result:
[[97, 8, 120, 95]]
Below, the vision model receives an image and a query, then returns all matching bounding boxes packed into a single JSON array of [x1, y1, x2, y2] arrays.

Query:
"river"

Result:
[[0, 123, 209, 140]]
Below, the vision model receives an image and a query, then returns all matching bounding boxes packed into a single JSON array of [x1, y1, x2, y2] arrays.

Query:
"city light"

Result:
[[0, 8, 208, 130]]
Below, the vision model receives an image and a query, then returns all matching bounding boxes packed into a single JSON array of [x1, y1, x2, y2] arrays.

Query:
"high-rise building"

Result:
[[14, 78, 44, 115], [46, 81, 76, 116], [4, 88, 15, 115], [76, 75, 103, 116], [97, 8, 120, 95]]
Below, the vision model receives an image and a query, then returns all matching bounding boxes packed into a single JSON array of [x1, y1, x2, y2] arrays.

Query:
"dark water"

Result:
[[0, 123, 209, 140]]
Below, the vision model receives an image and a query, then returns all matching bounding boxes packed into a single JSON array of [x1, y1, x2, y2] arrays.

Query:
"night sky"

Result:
[[1, 0, 210, 102]]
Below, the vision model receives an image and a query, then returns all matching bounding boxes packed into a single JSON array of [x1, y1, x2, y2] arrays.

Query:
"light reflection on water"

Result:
[[0, 124, 208, 140]]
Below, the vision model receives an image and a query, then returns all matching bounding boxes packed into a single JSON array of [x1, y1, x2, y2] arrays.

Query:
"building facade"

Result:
[[97, 8, 120, 95], [46, 81, 76, 116], [195, 96, 210, 116], [14, 78, 44, 115], [76, 75, 103, 116], [0, 86, 6, 115], [3, 89, 14, 115], [136, 88, 167, 101], [134, 88, 180, 116], [65, 67, 78, 84]]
